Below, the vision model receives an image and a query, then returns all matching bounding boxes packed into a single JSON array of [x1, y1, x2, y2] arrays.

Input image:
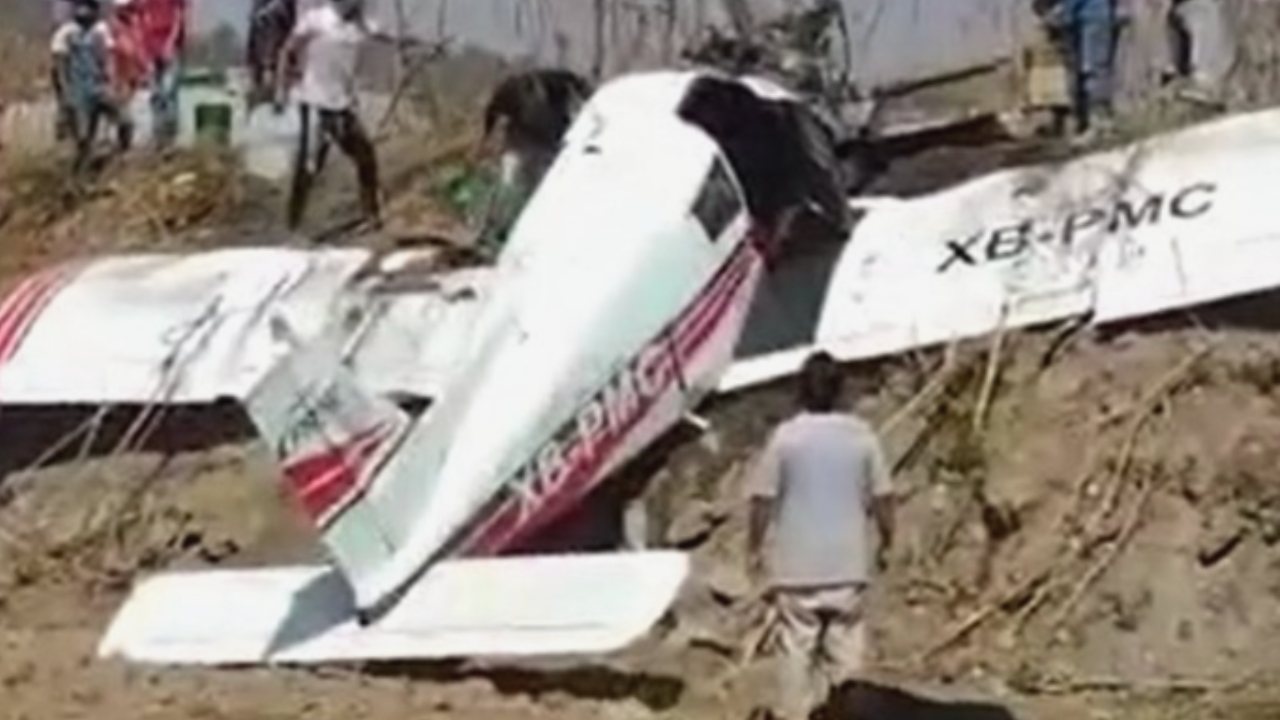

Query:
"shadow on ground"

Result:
[[0, 402, 254, 482], [816, 681, 1018, 720], [364, 660, 686, 711]]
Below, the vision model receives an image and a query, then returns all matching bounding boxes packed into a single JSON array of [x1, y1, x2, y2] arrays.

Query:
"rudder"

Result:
[[245, 318, 412, 578]]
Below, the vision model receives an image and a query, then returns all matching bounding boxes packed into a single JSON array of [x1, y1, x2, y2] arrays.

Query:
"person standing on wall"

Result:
[[1164, 0, 1236, 108], [1036, 0, 1119, 137], [1069, 0, 1119, 136], [277, 0, 390, 231], [745, 351, 896, 720]]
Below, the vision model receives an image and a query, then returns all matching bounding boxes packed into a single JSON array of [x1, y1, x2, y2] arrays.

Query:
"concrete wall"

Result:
[[366, 0, 1038, 91]]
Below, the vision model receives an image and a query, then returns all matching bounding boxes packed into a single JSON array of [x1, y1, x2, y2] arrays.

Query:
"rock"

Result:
[[1053, 628, 1073, 647], [2, 661, 34, 688], [995, 631, 1016, 651], [196, 538, 241, 565], [1196, 520, 1245, 567], [698, 429, 724, 456], [687, 635, 737, 659], [1112, 588, 1152, 632], [706, 563, 751, 606], [1254, 503, 1280, 546], [979, 501, 1020, 541], [930, 486, 950, 512], [673, 587, 736, 655]]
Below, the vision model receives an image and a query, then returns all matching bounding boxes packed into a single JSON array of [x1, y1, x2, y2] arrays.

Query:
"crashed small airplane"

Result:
[[1, 70, 849, 666], [4, 70, 1280, 666]]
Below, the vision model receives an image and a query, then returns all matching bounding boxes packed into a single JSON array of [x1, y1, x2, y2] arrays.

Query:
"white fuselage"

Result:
[[324, 73, 769, 611]]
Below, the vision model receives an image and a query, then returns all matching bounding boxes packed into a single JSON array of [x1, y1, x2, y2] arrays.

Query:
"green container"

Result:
[[194, 102, 233, 146], [440, 165, 497, 222]]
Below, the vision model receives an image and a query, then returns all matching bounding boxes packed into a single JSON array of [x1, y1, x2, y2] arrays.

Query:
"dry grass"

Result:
[[0, 29, 47, 105], [0, 147, 251, 283]]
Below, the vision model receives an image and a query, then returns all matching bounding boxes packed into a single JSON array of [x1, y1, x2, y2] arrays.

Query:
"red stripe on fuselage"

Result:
[[0, 267, 76, 366], [282, 423, 398, 526], [0, 274, 52, 355], [674, 249, 753, 360], [459, 240, 762, 555]]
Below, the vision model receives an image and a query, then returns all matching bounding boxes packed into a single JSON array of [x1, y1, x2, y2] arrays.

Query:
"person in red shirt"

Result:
[[109, 0, 149, 102], [136, 0, 186, 147]]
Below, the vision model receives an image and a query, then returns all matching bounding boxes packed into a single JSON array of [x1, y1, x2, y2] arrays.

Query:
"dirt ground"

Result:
[[6, 302, 1280, 720], [642, 310, 1280, 719]]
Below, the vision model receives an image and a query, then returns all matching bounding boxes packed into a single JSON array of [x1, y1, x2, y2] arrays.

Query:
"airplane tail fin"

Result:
[[244, 318, 412, 563]]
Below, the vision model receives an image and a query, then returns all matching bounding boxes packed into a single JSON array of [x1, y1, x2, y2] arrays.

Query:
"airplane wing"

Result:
[[0, 247, 493, 406], [722, 107, 1280, 391]]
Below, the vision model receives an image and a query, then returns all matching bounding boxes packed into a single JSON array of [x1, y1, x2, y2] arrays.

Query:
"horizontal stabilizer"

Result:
[[97, 552, 688, 666]]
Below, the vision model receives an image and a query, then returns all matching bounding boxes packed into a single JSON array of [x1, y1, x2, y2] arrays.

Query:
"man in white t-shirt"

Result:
[[277, 0, 385, 230], [746, 351, 896, 720]]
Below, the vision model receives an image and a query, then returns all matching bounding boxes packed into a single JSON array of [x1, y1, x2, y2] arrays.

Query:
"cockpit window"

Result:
[[692, 158, 744, 242]]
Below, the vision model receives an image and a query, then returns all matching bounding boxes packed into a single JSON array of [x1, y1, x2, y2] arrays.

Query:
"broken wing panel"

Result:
[[0, 249, 492, 405], [722, 108, 1280, 390], [345, 268, 494, 400], [1089, 113, 1280, 323], [0, 249, 362, 404]]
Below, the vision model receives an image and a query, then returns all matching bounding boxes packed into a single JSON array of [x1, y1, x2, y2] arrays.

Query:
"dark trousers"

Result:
[[69, 94, 133, 176], [1067, 2, 1117, 131], [288, 104, 381, 229]]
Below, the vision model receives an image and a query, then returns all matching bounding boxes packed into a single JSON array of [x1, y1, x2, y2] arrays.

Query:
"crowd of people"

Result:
[[46, 0, 1242, 234], [50, 0, 186, 176], [49, 0, 586, 239]]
